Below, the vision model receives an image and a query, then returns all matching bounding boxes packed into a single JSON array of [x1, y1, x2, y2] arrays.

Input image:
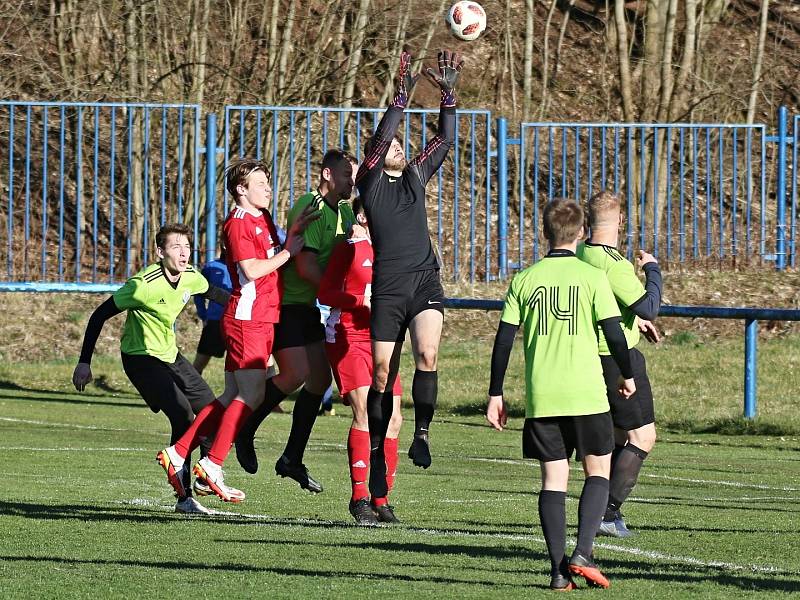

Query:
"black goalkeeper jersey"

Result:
[[355, 105, 455, 285]]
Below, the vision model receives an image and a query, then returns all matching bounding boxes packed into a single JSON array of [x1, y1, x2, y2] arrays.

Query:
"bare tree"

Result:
[[746, 0, 769, 124]]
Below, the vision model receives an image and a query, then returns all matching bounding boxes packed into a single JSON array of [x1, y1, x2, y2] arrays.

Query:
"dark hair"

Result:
[[225, 157, 271, 199], [156, 223, 192, 249], [321, 148, 356, 173], [543, 199, 584, 246]]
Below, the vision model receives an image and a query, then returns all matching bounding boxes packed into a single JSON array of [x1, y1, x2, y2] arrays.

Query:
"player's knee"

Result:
[[629, 424, 656, 452], [372, 366, 391, 392], [414, 347, 438, 371]]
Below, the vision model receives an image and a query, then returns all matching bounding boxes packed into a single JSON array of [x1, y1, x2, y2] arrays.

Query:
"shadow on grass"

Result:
[[223, 537, 545, 563], [662, 417, 799, 436], [0, 554, 531, 589], [0, 379, 141, 409], [588, 556, 800, 593]]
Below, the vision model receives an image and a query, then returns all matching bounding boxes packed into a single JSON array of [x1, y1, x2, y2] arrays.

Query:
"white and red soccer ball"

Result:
[[447, 1, 487, 42]]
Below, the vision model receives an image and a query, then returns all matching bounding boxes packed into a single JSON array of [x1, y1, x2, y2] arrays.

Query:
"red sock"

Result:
[[208, 399, 253, 466], [347, 427, 370, 502], [384, 436, 399, 493], [173, 400, 225, 459]]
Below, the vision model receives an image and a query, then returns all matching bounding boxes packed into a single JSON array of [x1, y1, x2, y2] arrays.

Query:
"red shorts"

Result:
[[326, 338, 402, 397], [222, 317, 274, 371]]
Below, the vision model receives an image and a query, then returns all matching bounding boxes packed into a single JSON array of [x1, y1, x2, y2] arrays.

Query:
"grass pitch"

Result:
[[1, 359, 799, 598]]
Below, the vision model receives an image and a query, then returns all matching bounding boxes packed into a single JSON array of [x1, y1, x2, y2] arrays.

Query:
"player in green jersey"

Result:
[[577, 190, 663, 538], [72, 223, 231, 515], [486, 199, 636, 590], [235, 149, 358, 493]]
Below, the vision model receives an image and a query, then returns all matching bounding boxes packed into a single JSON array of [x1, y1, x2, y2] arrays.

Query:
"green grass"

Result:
[[1, 353, 800, 597]]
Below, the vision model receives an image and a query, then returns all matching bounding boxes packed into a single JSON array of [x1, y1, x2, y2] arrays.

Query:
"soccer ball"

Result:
[[447, 1, 487, 41]]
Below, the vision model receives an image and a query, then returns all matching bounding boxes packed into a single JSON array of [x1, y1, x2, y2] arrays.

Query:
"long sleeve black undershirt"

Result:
[[598, 316, 634, 379], [488, 321, 519, 396], [628, 262, 663, 321], [78, 296, 122, 365]]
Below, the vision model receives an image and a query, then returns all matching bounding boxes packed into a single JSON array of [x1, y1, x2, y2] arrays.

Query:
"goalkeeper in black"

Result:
[[354, 49, 463, 498]]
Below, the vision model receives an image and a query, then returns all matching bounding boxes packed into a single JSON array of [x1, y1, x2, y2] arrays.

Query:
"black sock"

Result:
[[606, 444, 648, 519], [367, 387, 389, 498], [282, 387, 323, 464], [538, 490, 567, 575], [239, 378, 287, 441], [576, 476, 609, 558], [412, 370, 437, 436]]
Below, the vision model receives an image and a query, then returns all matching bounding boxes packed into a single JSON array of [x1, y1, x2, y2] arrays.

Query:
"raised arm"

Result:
[[355, 51, 419, 191], [409, 50, 464, 185], [73, 296, 124, 391]]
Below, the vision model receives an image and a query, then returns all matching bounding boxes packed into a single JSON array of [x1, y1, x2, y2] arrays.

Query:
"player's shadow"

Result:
[[226, 536, 544, 563], [0, 554, 531, 589], [628, 496, 800, 515], [0, 379, 140, 408], [596, 556, 800, 593]]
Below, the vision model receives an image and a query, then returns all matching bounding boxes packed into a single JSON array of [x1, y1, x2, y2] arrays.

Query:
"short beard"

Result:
[[384, 155, 407, 172]]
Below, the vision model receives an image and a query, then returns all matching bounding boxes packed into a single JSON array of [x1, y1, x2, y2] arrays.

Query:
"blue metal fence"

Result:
[[0, 101, 202, 290], [219, 105, 494, 282], [500, 120, 776, 274], [1, 101, 799, 290]]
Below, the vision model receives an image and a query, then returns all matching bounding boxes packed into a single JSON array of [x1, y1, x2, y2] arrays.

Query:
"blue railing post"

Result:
[[775, 106, 788, 270], [496, 117, 508, 279], [205, 113, 218, 265], [744, 317, 757, 419]]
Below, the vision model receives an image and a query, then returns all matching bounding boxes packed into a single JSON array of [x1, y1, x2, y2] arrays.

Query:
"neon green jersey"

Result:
[[500, 252, 620, 418], [281, 191, 356, 306], [576, 242, 644, 354], [113, 263, 209, 363]]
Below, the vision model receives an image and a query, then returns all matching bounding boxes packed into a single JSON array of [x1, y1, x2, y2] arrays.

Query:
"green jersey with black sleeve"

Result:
[[499, 251, 621, 418], [113, 263, 209, 363], [577, 242, 662, 355]]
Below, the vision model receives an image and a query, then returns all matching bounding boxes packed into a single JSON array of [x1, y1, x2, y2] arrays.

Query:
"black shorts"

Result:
[[273, 304, 325, 351], [370, 269, 445, 342], [523, 412, 614, 461], [121, 352, 215, 416], [196, 320, 225, 358], [600, 348, 655, 431]]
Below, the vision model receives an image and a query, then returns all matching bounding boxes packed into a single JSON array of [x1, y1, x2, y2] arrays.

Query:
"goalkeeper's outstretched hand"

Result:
[[425, 49, 464, 107], [392, 50, 420, 108]]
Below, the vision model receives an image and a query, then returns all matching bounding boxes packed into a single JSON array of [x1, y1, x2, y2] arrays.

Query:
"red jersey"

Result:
[[223, 206, 282, 323], [318, 236, 372, 343]]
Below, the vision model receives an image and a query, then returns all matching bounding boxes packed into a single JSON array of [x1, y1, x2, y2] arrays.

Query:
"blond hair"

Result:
[[586, 190, 621, 228]]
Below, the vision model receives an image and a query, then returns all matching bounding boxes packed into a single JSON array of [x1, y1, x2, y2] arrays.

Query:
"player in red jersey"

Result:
[[318, 198, 403, 525], [158, 158, 316, 503]]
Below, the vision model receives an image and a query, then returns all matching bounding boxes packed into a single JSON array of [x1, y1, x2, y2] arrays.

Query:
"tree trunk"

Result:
[[746, 0, 769, 124], [341, 0, 371, 108], [614, 0, 635, 121], [522, 0, 535, 118]]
